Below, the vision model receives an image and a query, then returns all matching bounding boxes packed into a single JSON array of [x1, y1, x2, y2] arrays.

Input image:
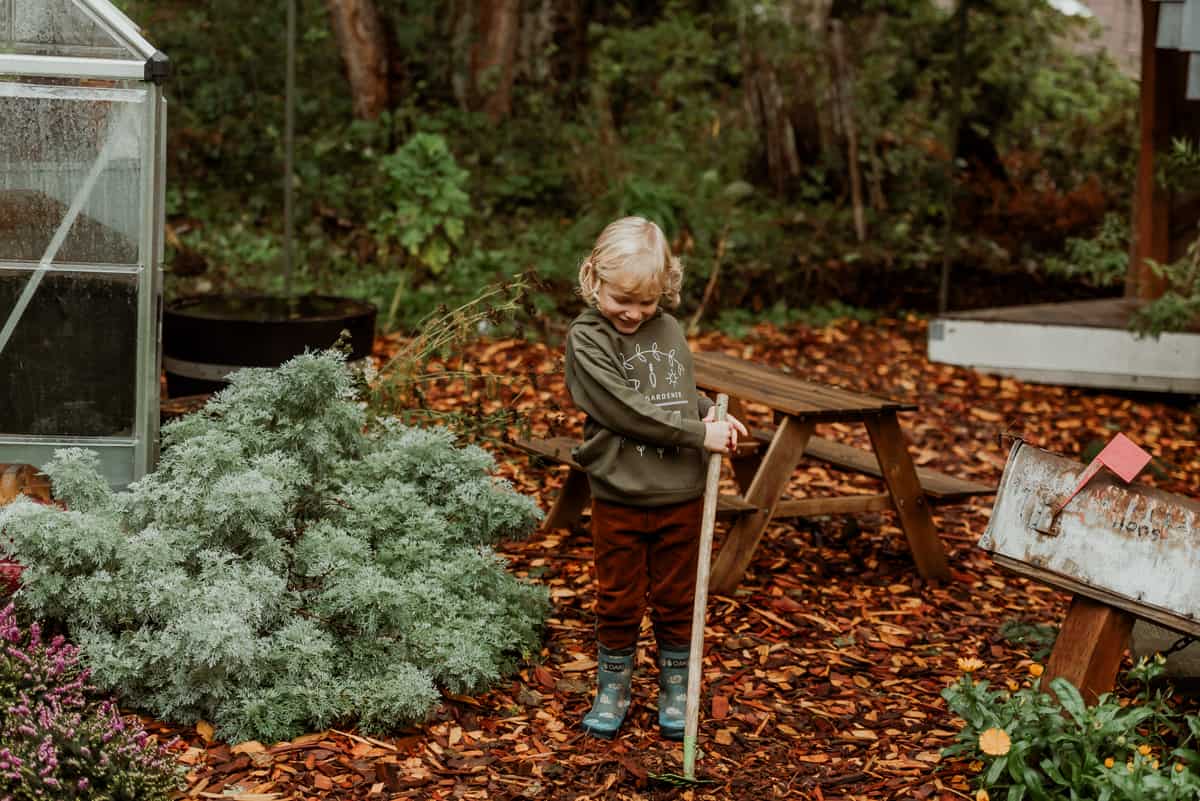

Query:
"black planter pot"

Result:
[[163, 294, 377, 398]]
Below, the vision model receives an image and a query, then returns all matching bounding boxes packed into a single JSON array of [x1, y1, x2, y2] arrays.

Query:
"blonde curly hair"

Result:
[[577, 216, 683, 309]]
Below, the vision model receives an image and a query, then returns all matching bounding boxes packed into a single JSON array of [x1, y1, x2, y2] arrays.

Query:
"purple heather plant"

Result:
[[0, 604, 183, 800]]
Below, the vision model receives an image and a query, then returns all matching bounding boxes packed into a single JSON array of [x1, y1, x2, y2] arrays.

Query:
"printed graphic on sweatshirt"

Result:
[[617, 342, 687, 459], [619, 343, 685, 397]]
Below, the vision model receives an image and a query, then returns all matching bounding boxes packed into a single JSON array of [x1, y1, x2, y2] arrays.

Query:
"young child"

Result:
[[563, 216, 747, 740]]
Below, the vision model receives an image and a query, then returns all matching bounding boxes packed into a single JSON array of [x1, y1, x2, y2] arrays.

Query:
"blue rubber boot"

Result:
[[581, 645, 634, 739], [657, 646, 690, 740]]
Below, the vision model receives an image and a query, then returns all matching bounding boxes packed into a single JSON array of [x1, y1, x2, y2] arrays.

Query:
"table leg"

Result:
[[1042, 595, 1133, 704], [864, 413, 950, 580], [543, 467, 591, 531], [709, 416, 815, 595], [726, 397, 760, 492]]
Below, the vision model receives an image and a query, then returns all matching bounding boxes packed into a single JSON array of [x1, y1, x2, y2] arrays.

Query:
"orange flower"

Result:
[[1005, 679, 1020, 692], [975, 790, 990, 801], [1027, 663, 1044, 678], [958, 657, 985, 674], [979, 728, 1011, 757], [1177, 763, 1186, 773], [1104, 757, 1114, 768], [1138, 744, 1152, 756]]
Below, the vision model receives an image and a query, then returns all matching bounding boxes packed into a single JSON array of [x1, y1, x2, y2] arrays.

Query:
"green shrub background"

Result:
[[117, 0, 1140, 329]]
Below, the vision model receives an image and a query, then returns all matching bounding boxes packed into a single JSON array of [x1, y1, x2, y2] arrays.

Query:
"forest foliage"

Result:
[[122, 0, 1141, 329]]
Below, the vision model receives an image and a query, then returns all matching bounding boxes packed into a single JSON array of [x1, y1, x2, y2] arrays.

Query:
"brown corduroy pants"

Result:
[[591, 497, 703, 651]]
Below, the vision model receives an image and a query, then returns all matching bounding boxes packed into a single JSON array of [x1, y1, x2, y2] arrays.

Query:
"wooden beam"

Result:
[[542, 467, 590, 531], [1043, 595, 1135, 705], [774, 494, 893, 517]]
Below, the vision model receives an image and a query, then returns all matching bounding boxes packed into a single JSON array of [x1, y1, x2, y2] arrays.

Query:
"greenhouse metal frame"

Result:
[[1, 0, 168, 486]]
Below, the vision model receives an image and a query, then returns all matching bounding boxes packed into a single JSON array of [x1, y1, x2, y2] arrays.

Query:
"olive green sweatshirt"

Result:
[[564, 307, 713, 507]]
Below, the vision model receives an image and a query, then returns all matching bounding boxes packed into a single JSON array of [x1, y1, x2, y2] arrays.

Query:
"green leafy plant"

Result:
[[943, 656, 1200, 801], [0, 352, 548, 743], [1044, 213, 1129, 289], [371, 132, 472, 276]]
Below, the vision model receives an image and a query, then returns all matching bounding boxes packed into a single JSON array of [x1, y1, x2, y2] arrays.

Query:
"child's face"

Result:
[[596, 278, 660, 335]]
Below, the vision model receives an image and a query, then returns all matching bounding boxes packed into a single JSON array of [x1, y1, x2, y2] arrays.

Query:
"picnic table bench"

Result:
[[515, 351, 994, 592]]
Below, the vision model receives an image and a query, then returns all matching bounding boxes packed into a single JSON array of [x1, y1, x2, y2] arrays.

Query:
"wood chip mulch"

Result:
[[139, 317, 1200, 800]]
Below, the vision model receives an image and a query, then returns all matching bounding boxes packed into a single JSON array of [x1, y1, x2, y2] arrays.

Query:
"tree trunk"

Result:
[[471, 0, 521, 121], [324, 0, 390, 120], [829, 19, 865, 242], [743, 49, 800, 194]]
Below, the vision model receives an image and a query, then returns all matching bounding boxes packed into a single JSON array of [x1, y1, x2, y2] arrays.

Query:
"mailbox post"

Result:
[[980, 439, 1199, 702]]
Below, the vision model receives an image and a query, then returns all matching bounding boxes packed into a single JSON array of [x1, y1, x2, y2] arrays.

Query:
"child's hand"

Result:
[[702, 410, 749, 451], [703, 421, 736, 453]]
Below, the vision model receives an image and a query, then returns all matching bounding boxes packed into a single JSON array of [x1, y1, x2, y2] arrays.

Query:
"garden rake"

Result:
[[682, 393, 728, 781]]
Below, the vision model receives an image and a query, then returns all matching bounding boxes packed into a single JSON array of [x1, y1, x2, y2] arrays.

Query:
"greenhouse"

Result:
[[0, 0, 167, 486]]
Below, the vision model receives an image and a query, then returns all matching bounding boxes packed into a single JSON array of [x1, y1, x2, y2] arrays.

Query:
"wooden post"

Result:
[[1130, 0, 1172, 300], [709, 416, 815, 595], [864, 413, 950, 580], [1043, 595, 1135, 704]]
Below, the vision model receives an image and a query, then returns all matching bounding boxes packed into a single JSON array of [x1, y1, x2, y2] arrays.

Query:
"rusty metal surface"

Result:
[[980, 441, 1200, 628]]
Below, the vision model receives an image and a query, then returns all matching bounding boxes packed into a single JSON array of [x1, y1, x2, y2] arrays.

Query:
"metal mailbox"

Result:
[[979, 439, 1200, 638]]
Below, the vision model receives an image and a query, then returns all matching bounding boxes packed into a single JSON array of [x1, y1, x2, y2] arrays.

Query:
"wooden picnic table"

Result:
[[515, 351, 993, 593], [692, 351, 951, 591]]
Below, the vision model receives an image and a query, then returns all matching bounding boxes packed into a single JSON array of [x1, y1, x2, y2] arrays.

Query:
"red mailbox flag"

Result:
[[1036, 433, 1153, 535], [1091, 433, 1154, 483]]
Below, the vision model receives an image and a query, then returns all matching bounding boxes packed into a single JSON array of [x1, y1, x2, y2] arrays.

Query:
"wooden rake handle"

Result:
[[683, 393, 728, 779]]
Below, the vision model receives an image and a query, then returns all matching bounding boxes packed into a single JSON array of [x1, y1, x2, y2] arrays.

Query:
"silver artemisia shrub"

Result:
[[0, 351, 548, 743]]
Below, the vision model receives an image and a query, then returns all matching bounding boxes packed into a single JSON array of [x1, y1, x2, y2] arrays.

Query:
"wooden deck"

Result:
[[929, 298, 1200, 393]]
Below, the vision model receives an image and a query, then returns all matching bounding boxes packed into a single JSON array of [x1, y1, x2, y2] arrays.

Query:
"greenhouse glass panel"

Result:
[[0, 81, 145, 265], [0, 0, 165, 488], [4, 0, 139, 60], [0, 265, 137, 438]]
